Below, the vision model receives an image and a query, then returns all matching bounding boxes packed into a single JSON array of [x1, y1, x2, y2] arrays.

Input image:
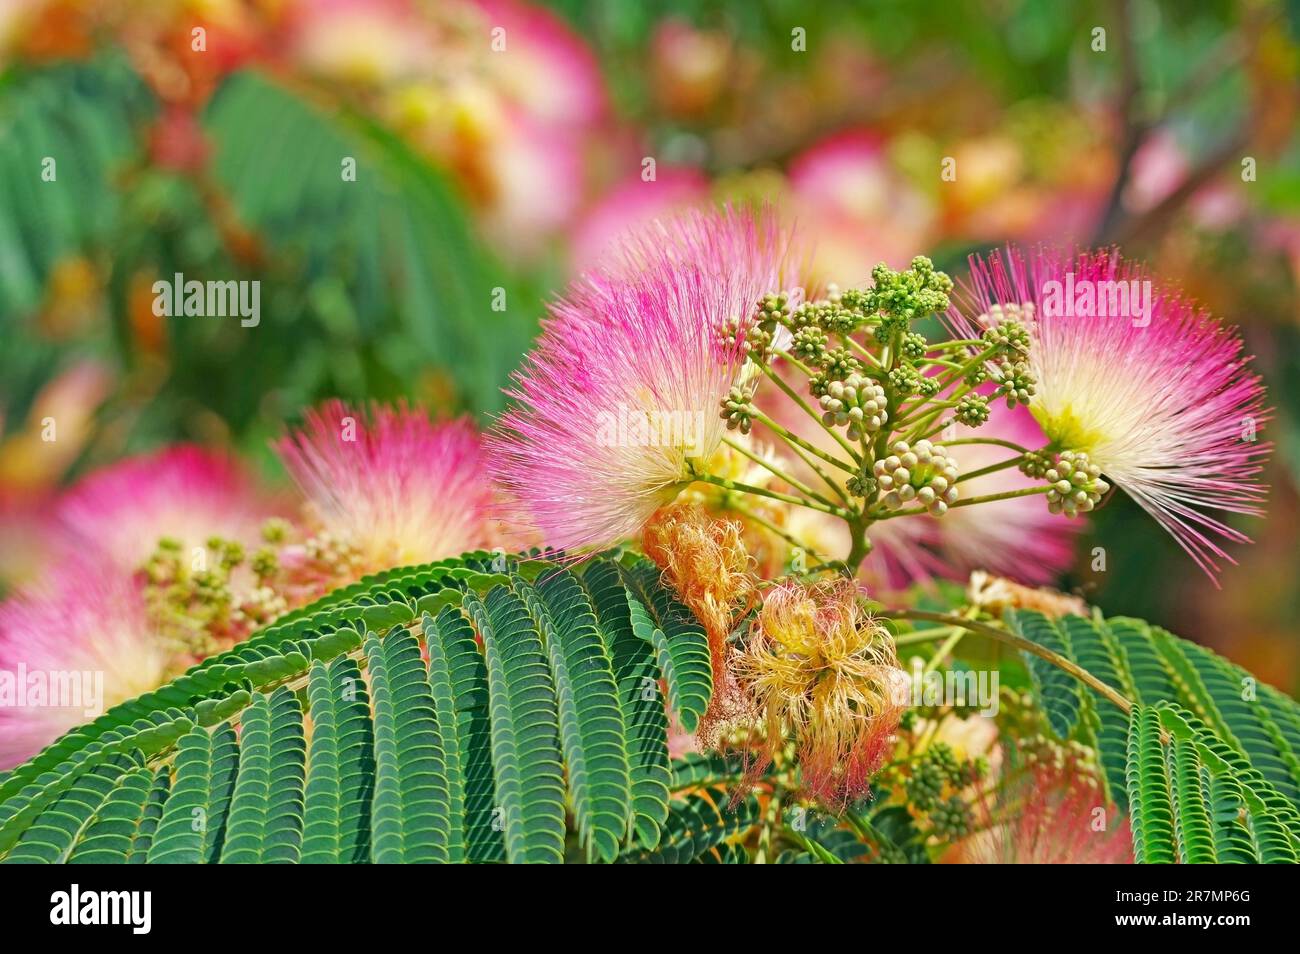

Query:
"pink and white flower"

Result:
[[0, 562, 168, 769], [55, 445, 277, 575], [949, 248, 1270, 580], [489, 206, 805, 552], [276, 401, 496, 569]]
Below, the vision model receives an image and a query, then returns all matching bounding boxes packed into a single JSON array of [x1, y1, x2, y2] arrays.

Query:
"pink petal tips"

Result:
[[948, 247, 1270, 581], [488, 205, 806, 552], [276, 400, 497, 570]]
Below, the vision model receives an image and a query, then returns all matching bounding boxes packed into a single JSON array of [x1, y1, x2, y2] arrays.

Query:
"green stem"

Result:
[[841, 806, 873, 840], [936, 437, 1032, 453], [721, 435, 838, 508], [923, 627, 968, 674], [690, 470, 852, 518], [870, 484, 1050, 520], [844, 335, 882, 368], [842, 515, 871, 575], [755, 790, 783, 864], [894, 624, 964, 647], [894, 399, 962, 430], [899, 346, 999, 444], [936, 345, 999, 392], [751, 409, 858, 475], [757, 363, 863, 466], [916, 358, 964, 372], [779, 438, 853, 506], [727, 500, 831, 566], [955, 456, 1023, 484], [785, 828, 843, 864]]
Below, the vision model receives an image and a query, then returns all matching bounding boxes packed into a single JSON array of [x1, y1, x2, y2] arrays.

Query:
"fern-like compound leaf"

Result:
[[466, 587, 567, 863], [301, 658, 374, 863], [220, 687, 306, 863]]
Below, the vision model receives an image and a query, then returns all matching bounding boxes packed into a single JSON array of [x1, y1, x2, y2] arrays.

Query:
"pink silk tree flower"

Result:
[[55, 445, 278, 575], [276, 400, 496, 571], [0, 562, 169, 770], [488, 205, 806, 553], [948, 247, 1270, 582]]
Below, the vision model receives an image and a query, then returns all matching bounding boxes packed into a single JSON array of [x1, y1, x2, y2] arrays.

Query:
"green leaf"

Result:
[[517, 567, 631, 863], [2, 754, 141, 864], [1125, 703, 1300, 864], [1126, 706, 1177, 864], [670, 752, 745, 790], [617, 790, 757, 864], [1168, 735, 1215, 863], [0, 57, 151, 318], [423, 608, 504, 863], [1014, 608, 1300, 824], [219, 687, 306, 863], [623, 561, 713, 733], [465, 587, 567, 863], [0, 549, 742, 863], [300, 658, 374, 863], [1006, 609, 1082, 737], [146, 724, 239, 864], [578, 558, 672, 849], [66, 767, 168, 864], [203, 72, 534, 415], [365, 627, 453, 863], [1056, 615, 1136, 810]]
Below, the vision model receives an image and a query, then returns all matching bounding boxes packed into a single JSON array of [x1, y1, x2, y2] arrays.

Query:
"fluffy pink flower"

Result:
[[948, 248, 1270, 580], [489, 206, 805, 552], [276, 401, 495, 569], [55, 445, 276, 575], [0, 562, 168, 769]]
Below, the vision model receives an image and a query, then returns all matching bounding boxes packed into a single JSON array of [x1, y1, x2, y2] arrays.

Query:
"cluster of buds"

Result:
[[1018, 449, 1052, 479], [990, 355, 1036, 408], [757, 258, 952, 359], [719, 385, 757, 434], [955, 393, 990, 427], [1018, 735, 1104, 785], [968, 301, 1036, 407], [898, 741, 986, 839], [873, 439, 960, 515], [719, 315, 774, 363], [818, 372, 888, 440], [755, 292, 791, 326], [141, 533, 288, 665], [790, 326, 829, 363], [978, 302, 1034, 350], [1044, 451, 1109, 517], [855, 257, 954, 341]]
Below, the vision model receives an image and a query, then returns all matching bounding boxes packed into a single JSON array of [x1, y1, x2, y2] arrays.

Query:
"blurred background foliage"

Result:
[[0, 0, 1297, 686]]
